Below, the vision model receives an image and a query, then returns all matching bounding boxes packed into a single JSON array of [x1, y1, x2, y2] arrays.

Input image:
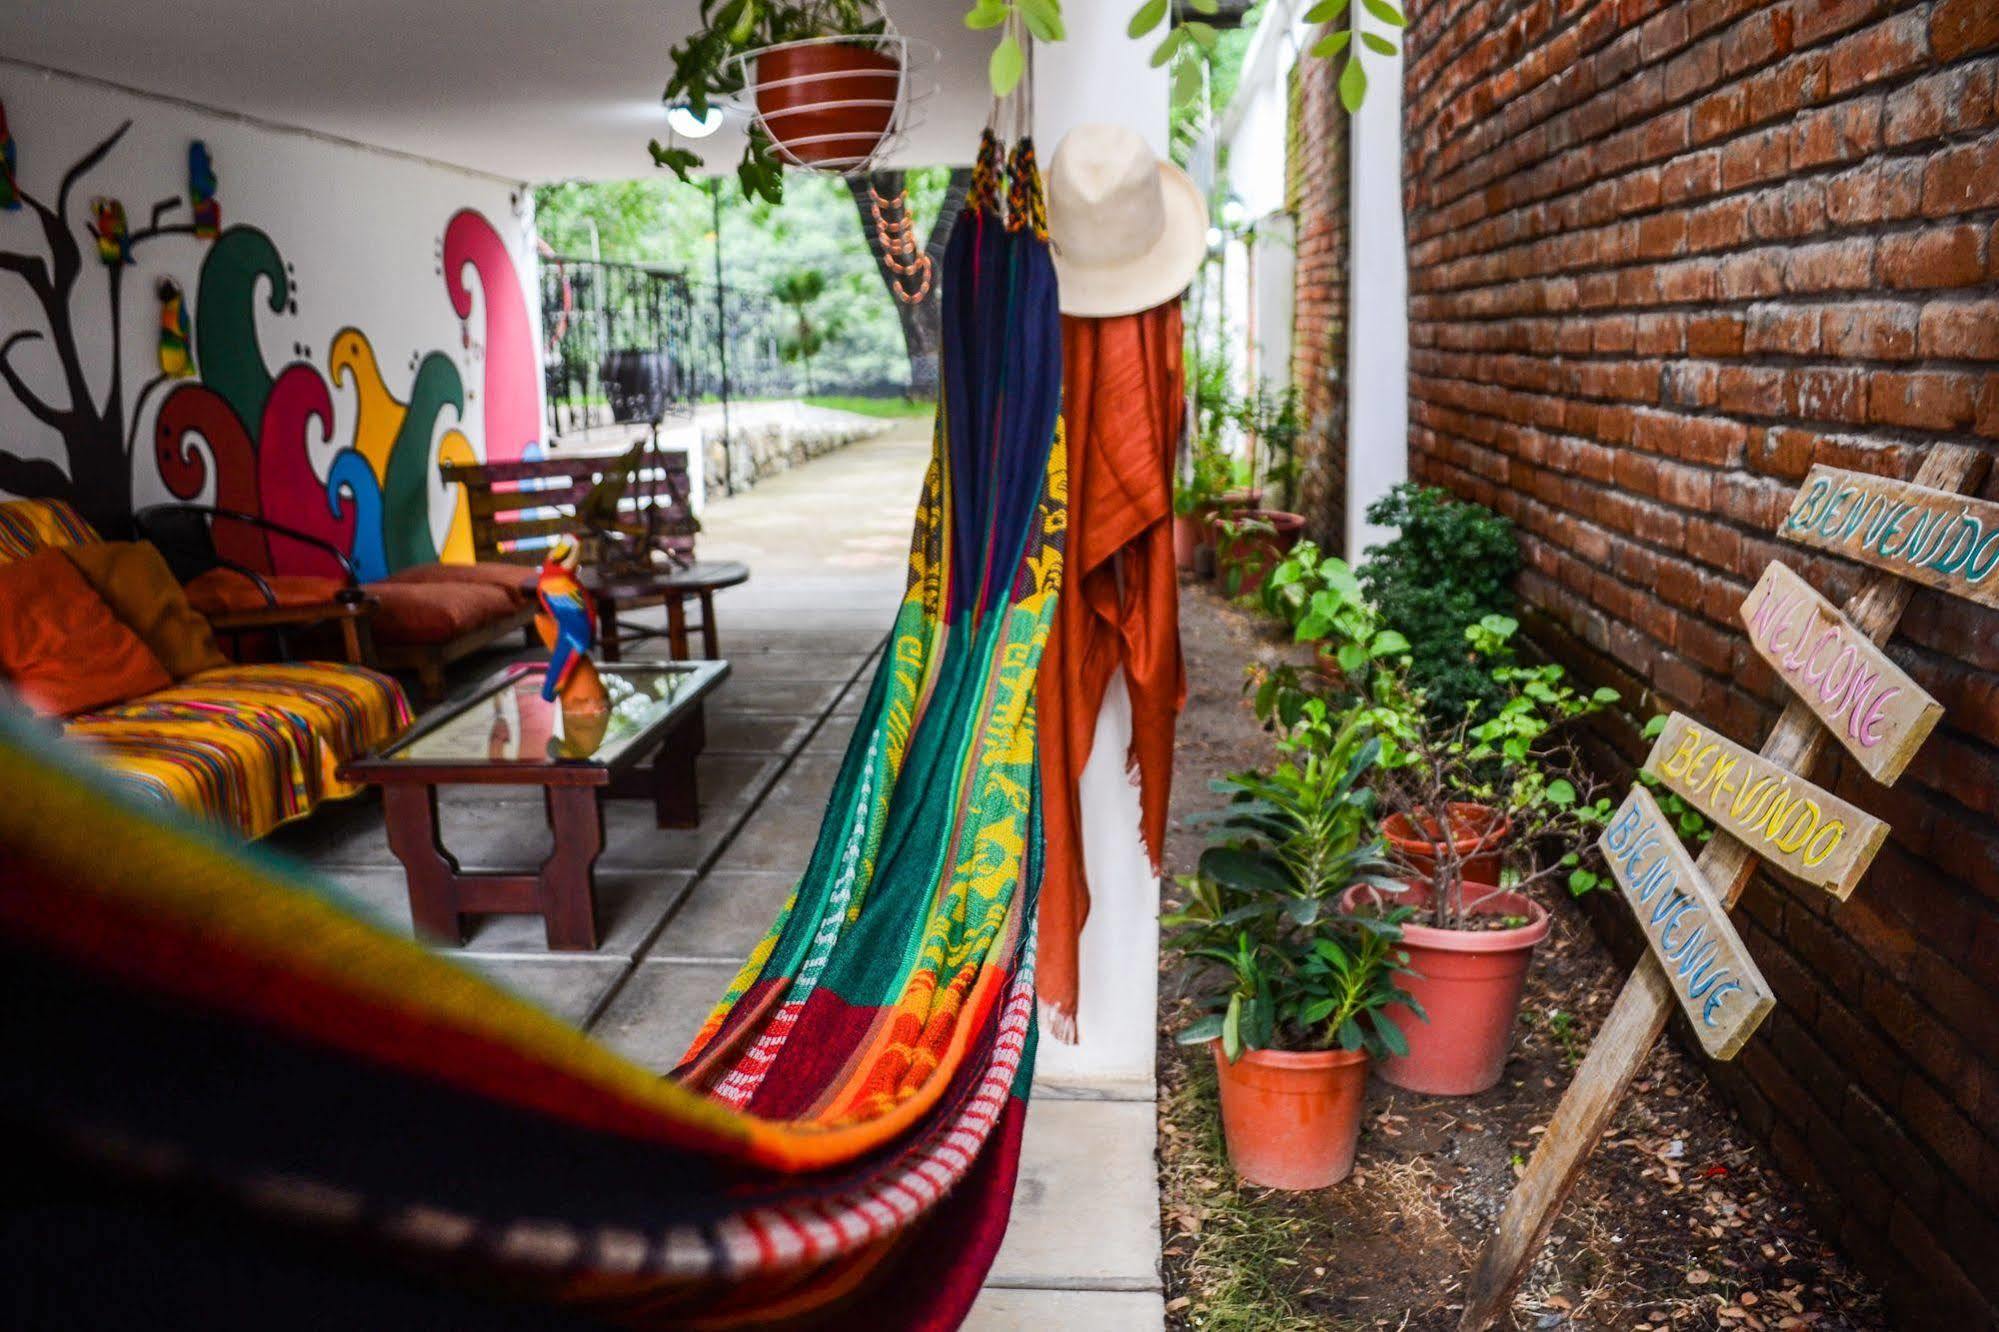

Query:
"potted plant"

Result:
[[652, 0, 901, 202], [1173, 431, 1232, 574], [1346, 614, 1619, 1095], [1210, 384, 1308, 594], [1170, 731, 1417, 1189]]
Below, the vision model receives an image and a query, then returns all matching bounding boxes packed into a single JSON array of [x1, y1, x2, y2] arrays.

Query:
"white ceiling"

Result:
[[0, 0, 991, 182]]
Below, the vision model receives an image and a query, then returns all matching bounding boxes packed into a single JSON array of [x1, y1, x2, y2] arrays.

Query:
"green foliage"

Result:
[[1168, 737, 1419, 1060], [1358, 483, 1520, 725], [1236, 381, 1304, 510], [801, 394, 931, 418], [656, 0, 889, 203]]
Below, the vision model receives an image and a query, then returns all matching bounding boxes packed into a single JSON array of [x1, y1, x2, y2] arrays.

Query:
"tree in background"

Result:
[[843, 167, 972, 400], [771, 268, 834, 396]]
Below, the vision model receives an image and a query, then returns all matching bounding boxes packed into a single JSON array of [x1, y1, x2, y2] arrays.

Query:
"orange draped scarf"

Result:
[[1036, 300, 1186, 1042]]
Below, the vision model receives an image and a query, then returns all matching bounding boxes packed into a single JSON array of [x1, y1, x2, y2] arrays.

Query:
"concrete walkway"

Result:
[[272, 418, 1163, 1329]]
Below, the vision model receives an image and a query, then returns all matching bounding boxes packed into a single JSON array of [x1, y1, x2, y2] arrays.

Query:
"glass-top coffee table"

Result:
[[340, 658, 729, 951]]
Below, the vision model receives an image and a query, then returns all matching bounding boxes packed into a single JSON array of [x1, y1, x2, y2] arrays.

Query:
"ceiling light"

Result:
[[665, 104, 724, 139]]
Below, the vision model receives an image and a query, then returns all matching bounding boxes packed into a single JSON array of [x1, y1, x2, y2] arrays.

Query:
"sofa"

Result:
[[0, 498, 411, 840]]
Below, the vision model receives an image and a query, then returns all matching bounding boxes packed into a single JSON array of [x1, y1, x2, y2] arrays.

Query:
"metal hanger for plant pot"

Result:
[[718, 6, 937, 175]]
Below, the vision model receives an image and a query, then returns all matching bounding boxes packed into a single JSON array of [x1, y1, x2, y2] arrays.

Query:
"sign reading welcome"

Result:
[[1781, 464, 1999, 609], [1600, 786, 1774, 1058], [1740, 561, 1943, 783], [1644, 713, 1888, 899]]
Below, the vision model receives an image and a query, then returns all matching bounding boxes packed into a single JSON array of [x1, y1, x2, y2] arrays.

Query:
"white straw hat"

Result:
[[1045, 124, 1209, 318]]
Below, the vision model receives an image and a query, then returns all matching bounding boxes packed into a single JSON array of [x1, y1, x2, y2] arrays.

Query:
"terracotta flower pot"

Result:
[[1383, 802, 1512, 887], [1342, 882, 1549, 1096], [754, 42, 900, 165], [1173, 509, 1210, 572], [1211, 509, 1305, 597], [1211, 1041, 1370, 1189]]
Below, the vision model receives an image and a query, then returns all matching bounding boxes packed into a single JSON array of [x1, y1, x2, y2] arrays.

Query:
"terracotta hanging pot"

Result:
[[1211, 1041, 1370, 1189], [1382, 802, 1512, 888], [1342, 882, 1548, 1096], [1211, 509, 1305, 597], [753, 41, 900, 166]]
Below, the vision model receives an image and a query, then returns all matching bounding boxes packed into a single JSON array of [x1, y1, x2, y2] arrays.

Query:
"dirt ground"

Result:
[[1157, 576, 1887, 1332]]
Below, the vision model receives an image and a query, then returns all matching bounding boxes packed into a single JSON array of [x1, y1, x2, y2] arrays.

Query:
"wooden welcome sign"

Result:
[[1600, 786, 1774, 1058], [1781, 463, 1999, 609], [1459, 444, 1984, 1331], [1741, 560, 1943, 783], [1645, 712, 1889, 900]]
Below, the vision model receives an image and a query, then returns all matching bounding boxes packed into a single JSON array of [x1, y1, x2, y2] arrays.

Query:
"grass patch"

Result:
[[803, 394, 935, 419]]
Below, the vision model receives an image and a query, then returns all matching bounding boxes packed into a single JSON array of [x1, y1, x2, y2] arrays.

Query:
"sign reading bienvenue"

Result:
[[1600, 786, 1774, 1058], [1781, 464, 1999, 609], [1644, 713, 1889, 900], [1740, 561, 1943, 784]]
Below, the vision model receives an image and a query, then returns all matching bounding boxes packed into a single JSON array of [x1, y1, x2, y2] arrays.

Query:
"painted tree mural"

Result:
[[0, 119, 198, 535]]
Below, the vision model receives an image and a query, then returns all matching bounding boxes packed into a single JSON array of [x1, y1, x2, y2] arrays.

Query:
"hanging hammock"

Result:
[[0, 132, 1064, 1332]]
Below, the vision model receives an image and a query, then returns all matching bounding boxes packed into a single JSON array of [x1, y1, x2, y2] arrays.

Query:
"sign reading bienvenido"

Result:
[[1781, 463, 1999, 609], [1600, 786, 1775, 1058], [1644, 712, 1889, 900], [1740, 561, 1943, 784]]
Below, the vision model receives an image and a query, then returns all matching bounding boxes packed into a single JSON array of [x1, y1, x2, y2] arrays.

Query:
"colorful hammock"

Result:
[[0, 134, 1064, 1332]]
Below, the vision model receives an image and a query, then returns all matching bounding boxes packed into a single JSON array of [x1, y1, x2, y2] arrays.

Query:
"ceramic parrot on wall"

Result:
[[535, 536, 604, 708], [91, 198, 130, 265], [156, 278, 193, 377], [188, 141, 220, 240], [0, 101, 19, 211]]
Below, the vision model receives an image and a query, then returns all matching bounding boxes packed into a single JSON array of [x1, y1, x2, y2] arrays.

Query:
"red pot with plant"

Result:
[[754, 41, 900, 165], [1212, 510, 1305, 597], [1211, 1043, 1370, 1189], [1342, 881, 1547, 1095], [1174, 505, 1214, 572], [1383, 802, 1511, 890]]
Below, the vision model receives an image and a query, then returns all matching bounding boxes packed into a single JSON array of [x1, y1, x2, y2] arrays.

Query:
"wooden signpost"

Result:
[[1645, 712, 1889, 900], [1458, 444, 1984, 1331], [1781, 463, 1999, 609], [1741, 560, 1943, 783], [1600, 786, 1774, 1058]]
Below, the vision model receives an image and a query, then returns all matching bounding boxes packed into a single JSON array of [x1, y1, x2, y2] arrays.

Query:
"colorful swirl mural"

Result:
[[141, 215, 536, 583]]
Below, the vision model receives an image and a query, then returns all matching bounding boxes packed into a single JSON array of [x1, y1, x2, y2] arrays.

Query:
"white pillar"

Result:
[[1029, 13, 1168, 1094], [1344, 47, 1409, 558]]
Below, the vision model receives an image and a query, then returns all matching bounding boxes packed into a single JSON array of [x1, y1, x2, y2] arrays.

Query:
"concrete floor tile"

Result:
[[588, 959, 739, 1074], [964, 1288, 1165, 1331], [703, 711, 816, 756], [802, 715, 859, 755], [718, 676, 848, 716], [459, 955, 625, 1028], [703, 754, 844, 874], [463, 871, 694, 957], [644, 869, 795, 962], [988, 1099, 1161, 1290], [718, 651, 870, 685]]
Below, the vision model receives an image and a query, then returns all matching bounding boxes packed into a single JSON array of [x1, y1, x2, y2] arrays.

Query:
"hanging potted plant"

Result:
[[1343, 614, 1620, 1096], [652, 1, 913, 202], [1170, 730, 1417, 1189]]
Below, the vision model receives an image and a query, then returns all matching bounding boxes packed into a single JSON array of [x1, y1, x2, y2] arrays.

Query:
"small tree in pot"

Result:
[[1169, 731, 1418, 1189]]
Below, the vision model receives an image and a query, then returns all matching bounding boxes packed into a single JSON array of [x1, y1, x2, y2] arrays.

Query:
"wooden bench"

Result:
[[439, 444, 748, 663]]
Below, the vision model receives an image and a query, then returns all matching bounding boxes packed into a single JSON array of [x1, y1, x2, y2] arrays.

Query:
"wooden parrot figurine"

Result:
[[188, 141, 220, 239], [535, 536, 604, 707], [156, 278, 193, 377], [91, 197, 130, 266], [0, 100, 20, 212]]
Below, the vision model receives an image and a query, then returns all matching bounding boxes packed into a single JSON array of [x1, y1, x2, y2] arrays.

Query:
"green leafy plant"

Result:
[[1169, 737, 1420, 1061], [964, 0, 1064, 95], [1236, 381, 1304, 512], [772, 268, 837, 394], [652, 0, 889, 203], [1358, 483, 1520, 725]]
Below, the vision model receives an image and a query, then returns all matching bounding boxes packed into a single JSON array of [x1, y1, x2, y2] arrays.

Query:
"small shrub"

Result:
[[1359, 483, 1520, 723]]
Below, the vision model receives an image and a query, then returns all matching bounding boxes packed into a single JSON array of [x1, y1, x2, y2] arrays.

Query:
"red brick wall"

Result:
[[1397, 1, 1999, 1324], [1289, 47, 1352, 552]]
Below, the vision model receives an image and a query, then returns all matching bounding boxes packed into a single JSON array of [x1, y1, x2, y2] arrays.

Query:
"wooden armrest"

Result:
[[203, 599, 375, 632]]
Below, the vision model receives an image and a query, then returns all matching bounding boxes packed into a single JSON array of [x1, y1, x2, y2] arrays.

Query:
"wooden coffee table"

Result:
[[340, 658, 729, 951]]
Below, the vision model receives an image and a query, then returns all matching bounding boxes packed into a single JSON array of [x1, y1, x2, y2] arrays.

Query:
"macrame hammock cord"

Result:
[[0, 131, 1064, 1332]]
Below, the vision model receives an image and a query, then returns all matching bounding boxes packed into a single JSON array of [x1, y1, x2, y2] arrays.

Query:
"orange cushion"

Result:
[[367, 580, 516, 644], [185, 568, 349, 616], [0, 549, 173, 716], [381, 560, 539, 607], [61, 541, 230, 679]]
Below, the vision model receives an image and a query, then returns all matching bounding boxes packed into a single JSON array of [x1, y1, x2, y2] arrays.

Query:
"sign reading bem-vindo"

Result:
[[1600, 786, 1775, 1058], [1460, 444, 1982, 1332]]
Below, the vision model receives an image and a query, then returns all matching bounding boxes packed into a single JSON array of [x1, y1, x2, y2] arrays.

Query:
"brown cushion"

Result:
[[367, 580, 516, 644], [185, 568, 349, 615], [381, 560, 539, 606], [0, 549, 173, 715], [61, 541, 230, 678]]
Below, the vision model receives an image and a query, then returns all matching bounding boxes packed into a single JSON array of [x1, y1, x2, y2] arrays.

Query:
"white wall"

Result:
[[1344, 45, 1409, 558], [0, 69, 536, 556]]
